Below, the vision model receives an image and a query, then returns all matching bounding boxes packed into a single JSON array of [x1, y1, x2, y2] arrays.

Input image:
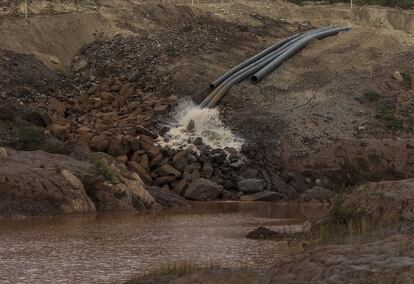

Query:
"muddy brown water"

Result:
[[0, 202, 327, 284]]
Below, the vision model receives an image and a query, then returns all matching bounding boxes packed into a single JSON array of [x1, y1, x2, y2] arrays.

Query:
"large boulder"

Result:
[[240, 191, 282, 202], [341, 178, 414, 222], [0, 149, 96, 217], [237, 178, 267, 194], [184, 178, 222, 201], [0, 149, 158, 217], [146, 186, 188, 208]]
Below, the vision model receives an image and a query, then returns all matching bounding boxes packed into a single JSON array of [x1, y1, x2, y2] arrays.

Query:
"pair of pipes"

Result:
[[200, 26, 350, 108]]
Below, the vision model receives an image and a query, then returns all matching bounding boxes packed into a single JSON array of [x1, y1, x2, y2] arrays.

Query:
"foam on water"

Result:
[[157, 99, 243, 151]]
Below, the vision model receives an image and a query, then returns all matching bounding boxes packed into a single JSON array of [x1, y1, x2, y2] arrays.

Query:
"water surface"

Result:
[[0, 202, 327, 283]]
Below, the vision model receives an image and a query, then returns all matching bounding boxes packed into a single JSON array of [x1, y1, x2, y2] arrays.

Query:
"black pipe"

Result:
[[251, 27, 350, 82], [203, 27, 338, 108], [200, 28, 329, 108]]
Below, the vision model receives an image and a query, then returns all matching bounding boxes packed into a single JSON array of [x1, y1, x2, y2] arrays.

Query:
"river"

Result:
[[0, 202, 327, 283]]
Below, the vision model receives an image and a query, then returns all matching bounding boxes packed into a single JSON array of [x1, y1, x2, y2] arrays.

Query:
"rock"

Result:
[[201, 162, 214, 179], [241, 168, 258, 179], [158, 164, 182, 178], [237, 178, 267, 194], [184, 178, 222, 201], [89, 135, 108, 152], [240, 191, 282, 202], [342, 179, 414, 223], [173, 150, 189, 172], [281, 169, 307, 193], [48, 122, 71, 137], [0, 147, 8, 158], [127, 161, 153, 185], [300, 186, 334, 203], [146, 186, 188, 208], [140, 154, 150, 172], [150, 153, 163, 168], [173, 178, 189, 195], [186, 119, 195, 132], [0, 150, 96, 217], [246, 226, 289, 240], [154, 176, 176, 186], [393, 71, 403, 82], [264, 235, 414, 283], [140, 135, 161, 158]]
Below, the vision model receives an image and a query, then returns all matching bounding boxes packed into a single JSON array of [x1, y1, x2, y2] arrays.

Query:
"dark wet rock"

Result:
[[201, 162, 214, 179], [184, 178, 222, 201], [240, 190, 282, 202], [270, 173, 298, 200], [241, 167, 258, 179], [172, 150, 189, 172], [173, 178, 189, 195], [146, 186, 188, 208], [186, 119, 195, 132], [158, 164, 181, 178], [299, 186, 334, 203], [237, 178, 267, 194], [281, 169, 307, 194], [246, 226, 287, 240], [154, 176, 176, 186]]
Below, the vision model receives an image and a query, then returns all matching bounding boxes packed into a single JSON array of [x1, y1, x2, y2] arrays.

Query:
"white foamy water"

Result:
[[157, 99, 243, 151]]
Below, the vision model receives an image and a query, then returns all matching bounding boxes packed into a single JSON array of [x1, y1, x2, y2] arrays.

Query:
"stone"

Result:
[[150, 153, 163, 168], [246, 226, 288, 240], [186, 119, 195, 132], [201, 162, 214, 179], [140, 154, 150, 172], [158, 164, 182, 178], [241, 168, 258, 179], [140, 135, 161, 158], [173, 150, 189, 172], [127, 161, 153, 185], [146, 186, 188, 208], [89, 135, 109, 152], [394, 71, 403, 82], [173, 178, 189, 195], [184, 178, 222, 201], [300, 186, 334, 203], [281, 169, 307, 194], [48, 122, 71, 137], [0, 147, 8, 158], [154, 176, 176, 186], [237, 178, 267, 194], [240, 191, 282, 202], [0, 150, 96, 217]]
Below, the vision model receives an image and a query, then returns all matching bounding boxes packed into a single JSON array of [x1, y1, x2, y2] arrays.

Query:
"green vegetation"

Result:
[[238, 25, 249, 32], [378, 106, 404, 130], [18, 126, 44, 149], [364, 91, 380, 102], [401, 72, 412, 89], [328, 195, 350, 225], [95, 160, 116, 183], [290, 0, 414, 9], [166, 47, 179, 57], [55, 68, 67, 77]]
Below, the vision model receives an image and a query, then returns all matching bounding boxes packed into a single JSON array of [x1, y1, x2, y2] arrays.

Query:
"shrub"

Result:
[[364, 91, 380, 102], [95, 160, 116, 183]]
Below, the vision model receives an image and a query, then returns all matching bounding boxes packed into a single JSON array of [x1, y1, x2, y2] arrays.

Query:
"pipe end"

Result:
[[209, 84, 216, 90], [251, 76, 258, 82]]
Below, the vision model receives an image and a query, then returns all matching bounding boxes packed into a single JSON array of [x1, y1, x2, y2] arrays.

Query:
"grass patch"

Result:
[[166, 47, 179, 57], [95, 160, 116, 183], [378, 106, 404, 130], [401, 72, 412, 89], [364, 91, 380, 102], [55, 68, 67, 78], [238, 25, 249, 32], [327, 195, 351, 225], [18, 126, 44, 149]]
